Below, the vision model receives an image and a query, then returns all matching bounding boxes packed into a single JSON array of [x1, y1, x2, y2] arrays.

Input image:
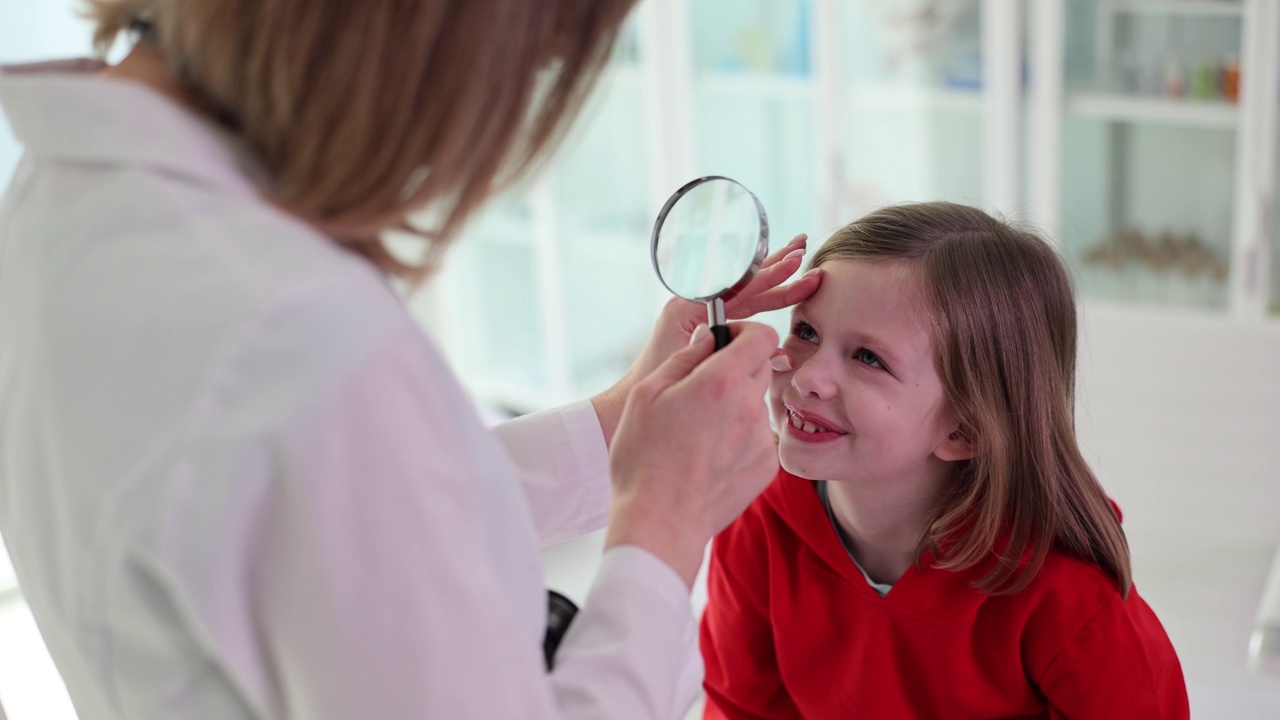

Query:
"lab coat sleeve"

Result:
[[552, 545, 704, 719], [194, 325, 700, 720], [492, 401, 613, 547]]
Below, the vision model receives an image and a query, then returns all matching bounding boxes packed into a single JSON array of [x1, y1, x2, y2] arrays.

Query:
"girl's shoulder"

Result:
[[1008, 553, 1186, 712], [1032, 547, 1124, 597], [981, 548, 1161, 656]]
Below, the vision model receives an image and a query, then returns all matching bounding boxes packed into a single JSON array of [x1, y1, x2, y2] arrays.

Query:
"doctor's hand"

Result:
[[603, 321, 780, 589], [591, 233, 821, 447]]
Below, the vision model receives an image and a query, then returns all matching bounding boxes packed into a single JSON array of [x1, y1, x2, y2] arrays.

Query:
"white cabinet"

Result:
[[422, 16, 668, 412]]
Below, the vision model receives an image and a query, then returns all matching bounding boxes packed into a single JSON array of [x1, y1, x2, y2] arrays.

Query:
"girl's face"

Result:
[[770, 258, 964, 487]]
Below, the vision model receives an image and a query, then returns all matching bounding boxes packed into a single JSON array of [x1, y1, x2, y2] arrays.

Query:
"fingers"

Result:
[[604, 319, 782, 570], [726, 233, 821, 320], [688, 322, 779, 385], [632, 324, 717, 399], [732, 238, 807, 301], [736, 266, 823, 317], [722, 321, 781, 360], [635, 321, 778, 413], [759, 233, 808, 269]]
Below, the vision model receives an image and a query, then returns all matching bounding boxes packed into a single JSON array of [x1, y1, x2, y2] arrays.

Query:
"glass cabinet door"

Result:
[[550, 19, 665, 398], [831, 0, 990, 222], [427, 194, 553, 411], [426, 12, 664, 413], [1055, 0, 1250, 311], [686, 0, 819, 244]]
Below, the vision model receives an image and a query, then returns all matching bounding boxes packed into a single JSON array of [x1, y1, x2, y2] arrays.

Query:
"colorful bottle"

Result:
[[1222, 55, 1241, 103]]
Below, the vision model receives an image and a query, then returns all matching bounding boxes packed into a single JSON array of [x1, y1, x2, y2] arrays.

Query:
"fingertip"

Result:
[[689, 323, 710, 346]]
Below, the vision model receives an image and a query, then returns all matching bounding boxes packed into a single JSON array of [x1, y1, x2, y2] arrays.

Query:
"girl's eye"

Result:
[[792, 321, 818, 343], [856, 348, 885, 370]]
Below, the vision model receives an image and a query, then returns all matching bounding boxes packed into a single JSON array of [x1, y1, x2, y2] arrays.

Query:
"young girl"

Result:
[[699, 202, 1189, 718]]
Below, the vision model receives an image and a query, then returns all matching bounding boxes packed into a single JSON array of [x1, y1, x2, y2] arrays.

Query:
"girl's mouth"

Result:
[[783, 408, 847, 443]]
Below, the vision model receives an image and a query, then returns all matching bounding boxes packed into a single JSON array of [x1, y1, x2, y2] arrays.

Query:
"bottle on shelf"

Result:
[[1163, 58, 1185, 98], [1190, 59, 1218, 100], [1221, 55, 1241, 103]]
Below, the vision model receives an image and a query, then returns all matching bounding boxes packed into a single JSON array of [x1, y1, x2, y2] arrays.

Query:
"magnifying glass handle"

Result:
[[712, 325, 731, 350], [708, 297, 730, 351]]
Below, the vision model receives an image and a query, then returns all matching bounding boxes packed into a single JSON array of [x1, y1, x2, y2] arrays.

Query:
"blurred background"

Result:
[[2, 0, 1279, 718]]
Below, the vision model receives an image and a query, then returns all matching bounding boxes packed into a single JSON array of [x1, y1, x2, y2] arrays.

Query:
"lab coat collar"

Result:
[[0, 58, 261, 198]]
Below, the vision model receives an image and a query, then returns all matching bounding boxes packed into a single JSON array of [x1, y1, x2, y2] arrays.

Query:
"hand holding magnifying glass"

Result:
[[650, 176, 770, 350]]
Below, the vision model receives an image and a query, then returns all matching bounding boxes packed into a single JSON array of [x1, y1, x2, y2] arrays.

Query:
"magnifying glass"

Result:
[[651, 176, 769, 350]]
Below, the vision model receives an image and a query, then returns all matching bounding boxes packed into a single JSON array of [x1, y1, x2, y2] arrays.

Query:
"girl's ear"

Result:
[[935, 423, 980, 462]]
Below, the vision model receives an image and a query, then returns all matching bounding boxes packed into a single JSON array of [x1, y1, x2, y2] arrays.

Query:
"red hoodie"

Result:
[[700, 469, 1189, 719]]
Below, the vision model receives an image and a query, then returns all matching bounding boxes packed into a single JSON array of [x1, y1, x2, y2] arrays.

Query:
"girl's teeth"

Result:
[[788, 411, 828, 434]]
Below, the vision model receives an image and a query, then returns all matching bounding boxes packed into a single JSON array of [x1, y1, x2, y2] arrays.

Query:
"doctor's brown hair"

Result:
[[84, 0, 634, 281], [810, 202, 1132, 597]]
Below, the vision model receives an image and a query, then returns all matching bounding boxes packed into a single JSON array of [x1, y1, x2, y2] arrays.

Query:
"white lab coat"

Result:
[[0, 60, 700, 720]]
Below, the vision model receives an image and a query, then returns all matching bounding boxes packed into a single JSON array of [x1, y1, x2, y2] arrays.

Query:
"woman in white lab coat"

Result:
[[0, 1, 820, 718]]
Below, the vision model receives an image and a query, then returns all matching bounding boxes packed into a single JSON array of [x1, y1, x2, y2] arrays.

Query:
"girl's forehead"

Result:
[[810, 257, 925, 308], [803, 258, 935, 350]]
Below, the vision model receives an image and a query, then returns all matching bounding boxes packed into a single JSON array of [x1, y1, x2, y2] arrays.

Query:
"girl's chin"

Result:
[[778, 452, 818, 480]]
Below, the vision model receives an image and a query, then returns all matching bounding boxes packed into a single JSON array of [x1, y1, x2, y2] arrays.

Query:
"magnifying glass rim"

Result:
[[650, 175, 770, 303]]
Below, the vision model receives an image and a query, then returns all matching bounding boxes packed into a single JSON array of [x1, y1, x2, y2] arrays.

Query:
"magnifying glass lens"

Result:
[[650, 177, 769, 350], [655, 182, 761, 300]]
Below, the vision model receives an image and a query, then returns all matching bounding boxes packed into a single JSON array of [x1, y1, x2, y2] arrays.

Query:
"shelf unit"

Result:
[[1104, 0, 1244, 18], [697, 72, 813, 101], [1066, 92, 1238, 127], [1032, 0, 1279, 320]]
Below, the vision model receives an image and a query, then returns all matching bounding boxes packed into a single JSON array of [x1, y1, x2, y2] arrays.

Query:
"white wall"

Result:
[[1075, 303, 1280, 713]]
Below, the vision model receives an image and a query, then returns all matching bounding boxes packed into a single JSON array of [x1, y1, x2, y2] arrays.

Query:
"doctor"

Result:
[[0, 0, 821, 718]]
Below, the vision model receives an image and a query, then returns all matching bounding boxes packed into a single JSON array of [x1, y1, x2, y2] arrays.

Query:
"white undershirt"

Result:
[[815, 480, 895, 597]]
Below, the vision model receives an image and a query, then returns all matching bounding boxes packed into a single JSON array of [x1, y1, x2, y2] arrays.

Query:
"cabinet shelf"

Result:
[[1066, 91, 1238, 128], [697, 72, 813, 100], [846, 82, 985, 114], [1101, 0, 1244, 18]]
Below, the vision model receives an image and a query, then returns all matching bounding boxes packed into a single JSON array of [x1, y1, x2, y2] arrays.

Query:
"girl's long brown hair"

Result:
[[811, 202, 1132, 596], [84, 0, 635, 282]]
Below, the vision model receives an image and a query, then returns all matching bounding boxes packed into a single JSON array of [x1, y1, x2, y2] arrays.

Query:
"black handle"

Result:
[[712, 324, 731, 351]]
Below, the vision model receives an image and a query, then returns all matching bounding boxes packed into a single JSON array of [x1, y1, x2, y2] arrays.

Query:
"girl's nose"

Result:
[[790, 351, 837, 400]]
